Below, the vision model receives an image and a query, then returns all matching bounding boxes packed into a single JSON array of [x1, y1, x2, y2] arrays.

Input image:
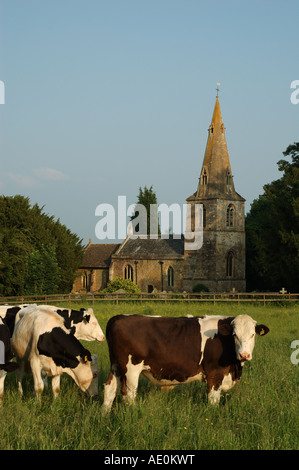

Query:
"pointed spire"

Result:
[[196, 95, 237, 198]]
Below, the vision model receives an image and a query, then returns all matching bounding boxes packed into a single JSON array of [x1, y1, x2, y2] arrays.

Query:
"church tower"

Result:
[[184, 94, 246, 292]]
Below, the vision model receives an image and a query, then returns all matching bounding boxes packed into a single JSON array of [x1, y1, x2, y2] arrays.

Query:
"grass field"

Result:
[[0, 301, 298, 450]]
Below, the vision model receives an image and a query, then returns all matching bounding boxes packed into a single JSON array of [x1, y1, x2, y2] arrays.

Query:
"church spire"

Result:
[[196, 95, 237, 199]]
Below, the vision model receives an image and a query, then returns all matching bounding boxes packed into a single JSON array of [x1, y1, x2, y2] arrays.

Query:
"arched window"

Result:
[[124, 264, 134, 281], [226, 204, 235, 227], [82, 271, 91, 291], [167, 266, 174, 288], [226, 251, 234, 277], [202, 168, 208, 185]]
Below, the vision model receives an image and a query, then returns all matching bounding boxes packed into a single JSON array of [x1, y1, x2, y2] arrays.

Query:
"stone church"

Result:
[[72, 95, 246, 294]]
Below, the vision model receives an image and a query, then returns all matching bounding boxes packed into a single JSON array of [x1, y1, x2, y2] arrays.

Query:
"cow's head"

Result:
[[78, 353, 99, 397], [76, 308, 105, 342], [219, 314, 269, 362]]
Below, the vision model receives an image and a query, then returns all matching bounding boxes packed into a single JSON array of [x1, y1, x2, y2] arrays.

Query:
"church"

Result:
[[72, 95, 246, 294]]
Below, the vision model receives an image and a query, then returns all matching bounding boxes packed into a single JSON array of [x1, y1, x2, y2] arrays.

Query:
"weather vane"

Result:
[[216, 82, 220, 96]]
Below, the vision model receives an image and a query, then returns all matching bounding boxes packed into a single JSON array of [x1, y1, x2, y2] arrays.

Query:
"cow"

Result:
[[102, 314, 269, 412], [0, 305, 30, 337], [0, 317, 19, 404], [0, 304, 105, 342], [11, 307, 99, 399], [0, 303, 104, 397]]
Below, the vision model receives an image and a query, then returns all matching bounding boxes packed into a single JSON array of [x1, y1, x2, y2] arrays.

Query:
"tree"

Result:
[[24, 244, 61, 295], [130, 185, 160, 236], [246, 143, 299, 292], [101, 276, 141, 294], [0, 195, 84, 296]]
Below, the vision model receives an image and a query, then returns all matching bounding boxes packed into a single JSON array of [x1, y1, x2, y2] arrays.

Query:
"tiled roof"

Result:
[[81, 243, 120, 268], [113, 235, 184, 259]]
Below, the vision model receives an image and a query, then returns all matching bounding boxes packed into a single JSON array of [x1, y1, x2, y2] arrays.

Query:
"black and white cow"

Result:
[[0, 305, 30, 337], [0, 304, 105, 342], [102, 314, 269, 412], [0, 317, 19, 403], [1, 304, 104, 396], [37, 305, 105, 342], [11, 307, 99, 399]]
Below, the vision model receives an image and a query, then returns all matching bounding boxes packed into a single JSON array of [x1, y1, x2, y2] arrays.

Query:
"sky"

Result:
[[0, 0, 298, 245]]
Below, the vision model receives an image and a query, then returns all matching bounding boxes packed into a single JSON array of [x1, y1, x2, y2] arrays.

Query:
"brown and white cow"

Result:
[[102, 314, 269, 412]]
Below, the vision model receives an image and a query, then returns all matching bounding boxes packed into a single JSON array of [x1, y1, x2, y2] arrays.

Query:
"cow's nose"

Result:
[[239, 353, 250, 361]]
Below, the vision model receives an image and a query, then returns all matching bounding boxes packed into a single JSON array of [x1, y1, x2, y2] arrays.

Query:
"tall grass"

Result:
[[0, 302, 298, 450]]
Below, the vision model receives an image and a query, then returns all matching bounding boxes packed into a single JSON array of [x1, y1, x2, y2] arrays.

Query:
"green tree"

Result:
[[0, 195, 84, 296], [246, 143, 299, 292], [24, 244, 61, 295], [130, 185, 160, 235], [101, 276, 141, 294]]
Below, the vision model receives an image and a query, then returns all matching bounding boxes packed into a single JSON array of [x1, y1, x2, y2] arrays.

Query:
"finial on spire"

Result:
[[216, 82, 220, 96]]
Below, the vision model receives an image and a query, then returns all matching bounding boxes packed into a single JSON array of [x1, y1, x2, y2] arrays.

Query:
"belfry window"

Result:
[[226, 251, 234, 277], [226, 204, 235, 227], [124, 264, 134, 281], [167, 266, 174, 288], [226, 170, 232, 185], [202, 169, 208, 185]]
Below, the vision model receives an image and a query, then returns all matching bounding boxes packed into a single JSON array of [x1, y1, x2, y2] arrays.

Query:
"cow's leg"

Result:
[[102, 369, 121, 413], [51, 375, 61, 399], [207, 374, 223, 405], [30, 358, 44, 399], [16, 361, 25, 395], [123, 359, 143, 405], [208, 386, 221, 405], [0, 370, 7, 404]]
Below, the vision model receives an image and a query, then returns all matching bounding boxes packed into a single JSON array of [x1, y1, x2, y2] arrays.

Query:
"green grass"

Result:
[[0, 302, 298, 450]]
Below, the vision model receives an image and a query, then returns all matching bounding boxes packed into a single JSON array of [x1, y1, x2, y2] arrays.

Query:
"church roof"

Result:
[[113, 235, 185, 260], [80, 243, 120, 268], [189, 95, 245, 202]]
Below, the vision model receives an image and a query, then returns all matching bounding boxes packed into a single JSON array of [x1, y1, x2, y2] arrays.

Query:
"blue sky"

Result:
[[0, 0, 298, 244]]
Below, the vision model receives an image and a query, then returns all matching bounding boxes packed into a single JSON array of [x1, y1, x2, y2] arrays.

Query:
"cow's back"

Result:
[[11, 309, 65, 361], [106, 314, 203, 382]]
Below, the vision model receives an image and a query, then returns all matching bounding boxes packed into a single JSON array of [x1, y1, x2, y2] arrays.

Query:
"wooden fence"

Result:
[[0, 291, 298, 306]]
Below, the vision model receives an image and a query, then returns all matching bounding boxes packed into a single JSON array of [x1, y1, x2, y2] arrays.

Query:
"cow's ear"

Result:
[[255, 324, 270, 336], [80, 350, 92, 363], [218, 322, 233, 336], [83, 314, 90, 324]]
